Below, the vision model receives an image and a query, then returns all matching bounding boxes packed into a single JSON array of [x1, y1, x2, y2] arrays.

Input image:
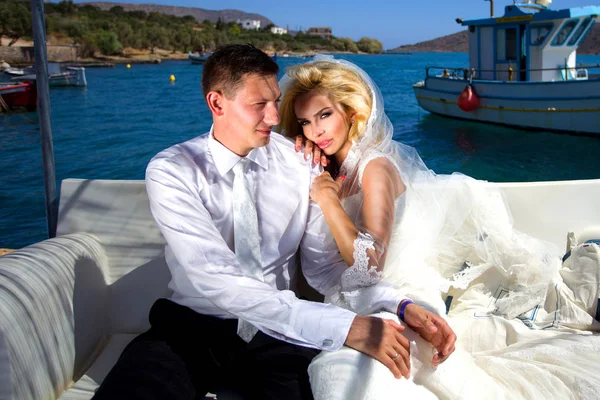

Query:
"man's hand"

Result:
[[400, 302, 456, 366], [295, 134, 328, 166], [344, 316, 411, 379]]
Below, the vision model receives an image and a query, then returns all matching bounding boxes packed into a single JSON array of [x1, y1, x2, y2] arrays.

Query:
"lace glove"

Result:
[[340, 232, 384, 292]]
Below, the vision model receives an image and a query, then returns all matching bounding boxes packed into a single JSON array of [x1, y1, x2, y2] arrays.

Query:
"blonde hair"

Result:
[[278, 61, 373, 142]]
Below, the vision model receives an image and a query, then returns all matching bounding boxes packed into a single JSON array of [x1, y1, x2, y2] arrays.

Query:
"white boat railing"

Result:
[[425, 64, 600, 82]]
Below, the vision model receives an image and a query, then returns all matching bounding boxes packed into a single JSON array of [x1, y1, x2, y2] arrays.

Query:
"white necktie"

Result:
[[232, 158, 264, 342]]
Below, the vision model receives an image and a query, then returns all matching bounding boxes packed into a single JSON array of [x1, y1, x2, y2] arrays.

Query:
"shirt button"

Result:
[[322, 339, 333, 347]]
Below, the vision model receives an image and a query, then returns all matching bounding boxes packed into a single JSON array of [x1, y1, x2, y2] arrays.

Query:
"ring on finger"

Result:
[[393, 353, 399, 360]]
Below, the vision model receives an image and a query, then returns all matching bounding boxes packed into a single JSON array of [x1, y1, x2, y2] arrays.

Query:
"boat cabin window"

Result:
[[530, 24, 553, 46], [568, 18, 593, 46], [552, 20, 578, 46]]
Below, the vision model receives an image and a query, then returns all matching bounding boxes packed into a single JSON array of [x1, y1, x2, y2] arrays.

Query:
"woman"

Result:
[[278, 56, 600, 400]]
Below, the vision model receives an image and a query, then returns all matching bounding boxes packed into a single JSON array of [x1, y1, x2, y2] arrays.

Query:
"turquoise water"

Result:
[[2, 52, 600, 249]]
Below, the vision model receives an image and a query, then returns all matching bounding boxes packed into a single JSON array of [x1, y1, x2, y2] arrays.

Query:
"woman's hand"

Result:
[[310, 171, 345, 207], [295, 134, 329, 166], [400, 302, 456, 367]]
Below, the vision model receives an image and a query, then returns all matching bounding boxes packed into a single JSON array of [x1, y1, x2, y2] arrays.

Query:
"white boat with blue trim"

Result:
[[413, 0, 600, 135]]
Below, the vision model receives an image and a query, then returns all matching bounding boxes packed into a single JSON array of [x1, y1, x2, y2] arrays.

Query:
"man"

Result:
[[94, 44, 455, 400]]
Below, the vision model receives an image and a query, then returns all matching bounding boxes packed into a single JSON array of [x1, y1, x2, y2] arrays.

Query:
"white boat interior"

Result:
[[1, 177, 599, 399]]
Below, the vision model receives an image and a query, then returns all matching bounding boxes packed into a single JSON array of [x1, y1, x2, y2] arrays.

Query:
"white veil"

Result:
[[279, 55, 561, 322], [281, 56, 600, 400]]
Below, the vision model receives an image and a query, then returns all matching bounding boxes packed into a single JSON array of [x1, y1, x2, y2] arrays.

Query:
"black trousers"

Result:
[[93, 299, 319, 400]]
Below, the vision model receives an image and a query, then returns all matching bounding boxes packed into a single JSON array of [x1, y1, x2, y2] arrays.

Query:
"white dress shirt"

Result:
[[146, 129, 408, 351]]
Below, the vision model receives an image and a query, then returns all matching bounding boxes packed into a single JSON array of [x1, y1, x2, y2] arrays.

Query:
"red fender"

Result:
[[457, 84, 479, 112]]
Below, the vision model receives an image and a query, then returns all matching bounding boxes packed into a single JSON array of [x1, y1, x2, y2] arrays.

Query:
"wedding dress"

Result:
[[279, 56, 600, 400]]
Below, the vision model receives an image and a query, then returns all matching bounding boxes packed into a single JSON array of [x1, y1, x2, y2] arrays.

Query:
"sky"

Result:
[[72, 0, 598, 49]]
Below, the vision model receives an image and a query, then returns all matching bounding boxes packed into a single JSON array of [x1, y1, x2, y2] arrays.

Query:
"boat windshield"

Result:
[[568, 18, 593, 46], [530, 24, 554, 45], [552, 20, 578, 45]]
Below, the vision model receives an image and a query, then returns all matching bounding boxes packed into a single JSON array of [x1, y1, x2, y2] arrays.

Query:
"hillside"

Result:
[[84, 2, 274, 26], [393, 25, 600, 54], [579, 24, 600, 54]]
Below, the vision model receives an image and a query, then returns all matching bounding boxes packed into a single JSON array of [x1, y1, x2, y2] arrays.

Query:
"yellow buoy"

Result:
[[170, 74, 176, 82], [126, 64, 131, 69]]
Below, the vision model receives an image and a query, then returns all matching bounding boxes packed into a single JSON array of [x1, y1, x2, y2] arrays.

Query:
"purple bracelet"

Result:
[[398, 300, 415, 322]]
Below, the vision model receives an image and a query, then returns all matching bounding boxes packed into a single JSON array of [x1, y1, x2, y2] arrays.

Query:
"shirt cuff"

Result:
[[292, 301, 356, 351], [360, 282, 410, 316]]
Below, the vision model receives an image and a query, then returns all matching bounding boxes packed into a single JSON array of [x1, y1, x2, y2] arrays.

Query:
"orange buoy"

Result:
[[457, 84, 479, 112]]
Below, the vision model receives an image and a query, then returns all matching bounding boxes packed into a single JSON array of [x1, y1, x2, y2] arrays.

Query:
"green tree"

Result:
[[290, 41, 308, 52], [181, 15, 196, 24], [331, 38, 346, 51], [147, 24, 168, 53], [228, 23, 241, 36], [96, 31, 122, 55], [6, 1, 384, 57], [61, 18, 84, 44], [128, 10, 148, 20], [116, 21, 134, 48], [55, 0, 76, 15], [173, 27, 192, 52], [357, 37, 383, 54], [342, 37, 359, 53], [0, 1, 31, 46], [109, 6, 124, 15], [273, 39, 287, 52], [80, 32, 98, 58]]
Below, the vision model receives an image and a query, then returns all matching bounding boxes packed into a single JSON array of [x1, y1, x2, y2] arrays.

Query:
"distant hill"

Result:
[[392, 25, 600, 54], [84, 2, 274, 26], [579, 24, 600, 54], [392, 30, 468, 53]]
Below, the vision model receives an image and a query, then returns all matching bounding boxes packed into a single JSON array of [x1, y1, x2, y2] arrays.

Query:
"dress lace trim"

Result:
[[341, 232, 383, 291]]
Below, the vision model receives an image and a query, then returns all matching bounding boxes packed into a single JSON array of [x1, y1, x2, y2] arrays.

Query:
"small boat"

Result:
[[188, 51, 210, 64], [3, 67, 27, 76], [413, 0, 600, 135], [0, 80, 37, 112], [11, 64, 87, 88], [48, 66, 87, 87]]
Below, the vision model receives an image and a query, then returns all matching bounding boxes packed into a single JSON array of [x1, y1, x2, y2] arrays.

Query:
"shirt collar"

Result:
[[208, 125, 269, 177]]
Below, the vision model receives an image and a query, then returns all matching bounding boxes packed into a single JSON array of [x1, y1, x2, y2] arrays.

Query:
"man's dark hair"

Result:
[[202, 44, 279, 99]]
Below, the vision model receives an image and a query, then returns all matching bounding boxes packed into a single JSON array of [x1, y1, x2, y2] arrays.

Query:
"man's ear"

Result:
[[206, 91, 225, 116]]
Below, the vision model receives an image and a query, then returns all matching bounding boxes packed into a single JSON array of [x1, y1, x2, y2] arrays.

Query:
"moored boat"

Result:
[[3, 67, 27, 77], [9, 64, 87, 88], [48, 66, 87, 87], [413, 0, 600, 135], [188, 51, 210, 64], [0, 80, 37, 112]]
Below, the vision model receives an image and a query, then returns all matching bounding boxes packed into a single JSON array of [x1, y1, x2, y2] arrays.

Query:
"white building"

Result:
[[239, 19, 261, 30], [270, 26, 288, 35]]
